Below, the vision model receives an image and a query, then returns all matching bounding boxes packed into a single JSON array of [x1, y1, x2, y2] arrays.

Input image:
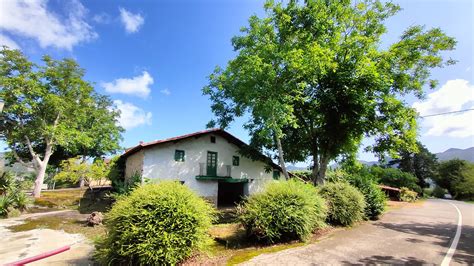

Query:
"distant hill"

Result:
[[435, 147, 474, 162], [287, 165, 309, 171]]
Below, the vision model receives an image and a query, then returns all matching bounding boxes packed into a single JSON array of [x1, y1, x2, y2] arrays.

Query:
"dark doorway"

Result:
[[218, 182, 245, 207]]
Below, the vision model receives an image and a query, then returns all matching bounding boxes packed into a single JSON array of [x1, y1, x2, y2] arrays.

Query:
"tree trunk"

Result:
[[316, 156, 329, 185], [311, 152, 329, 186], [33, 164, 47, 198], [31, 142, 54, 198], [312, 154, 319, 186], [275, 136, 289, 179]]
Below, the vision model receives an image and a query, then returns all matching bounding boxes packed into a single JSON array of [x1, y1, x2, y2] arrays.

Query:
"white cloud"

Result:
[[119, 7, 144, 33], [0, 0, 97, 50], [413, 79, 474, 137], [114, 100, 152, 130], [101, 71, 153, 98], [92, 13, 112, 24], [160, 89, 171, 96], [0, 34, 20, 50]]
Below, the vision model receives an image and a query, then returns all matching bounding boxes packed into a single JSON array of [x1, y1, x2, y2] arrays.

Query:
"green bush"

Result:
[[319, 182, 366, 226], [94, 182, 215, 265], [432, 186, 446, 198], [400, 187, 418, 202], [0, 171, 30, 217], [0, 195, 11, 217], [238, 179, 327, 243], [346, 172, 386, 220]]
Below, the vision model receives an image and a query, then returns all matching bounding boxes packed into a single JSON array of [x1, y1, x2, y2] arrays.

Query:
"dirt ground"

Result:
[[0, 211, 95, 265]]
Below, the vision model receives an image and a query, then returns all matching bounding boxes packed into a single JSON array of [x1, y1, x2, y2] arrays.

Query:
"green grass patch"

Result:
[[33, 188, 113, 214], [7, 212, 106, 240], [226, 242, 305, 265]]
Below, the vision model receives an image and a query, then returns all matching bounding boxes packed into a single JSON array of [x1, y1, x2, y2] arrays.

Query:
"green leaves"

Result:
[[0, 47, 123, 196], [94, 182, 216, 265], [0, 47, 123, 164]]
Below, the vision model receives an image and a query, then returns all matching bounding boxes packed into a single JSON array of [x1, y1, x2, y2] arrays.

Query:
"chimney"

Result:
[[139, 141, 144, 145]]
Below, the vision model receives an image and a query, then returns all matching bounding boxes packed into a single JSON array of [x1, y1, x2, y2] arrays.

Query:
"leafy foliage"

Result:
[[94, 182, 215, 265], [370, 166, 421, 194], [345, 169, 386, 220], [204, 0, 456, 185], [54, 157, 109, 189], [388, 142, 438, 193], [432, 186, 447, 199], [0, 48, 123, 197], [434, 159, 474, 200], [106, 156, 142, 195], [0, 171, 31, 217], [238, 180, 327, 243], [319, 182, 366, 226], [399, 187, 418, 202]]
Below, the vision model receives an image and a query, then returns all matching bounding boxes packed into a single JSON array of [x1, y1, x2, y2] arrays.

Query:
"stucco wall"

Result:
[[138, 133, 279, 200], [125, 150, 144, 180]]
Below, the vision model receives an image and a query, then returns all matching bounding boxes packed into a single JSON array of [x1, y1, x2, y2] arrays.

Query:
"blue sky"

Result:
[[0, 0, 473, 164]]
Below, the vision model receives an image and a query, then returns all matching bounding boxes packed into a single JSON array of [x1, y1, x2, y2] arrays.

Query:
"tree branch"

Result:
[[11, 148, 36, 170]]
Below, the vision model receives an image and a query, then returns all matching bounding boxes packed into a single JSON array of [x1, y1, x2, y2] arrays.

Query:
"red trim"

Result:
[[5, 246, 70, 265]]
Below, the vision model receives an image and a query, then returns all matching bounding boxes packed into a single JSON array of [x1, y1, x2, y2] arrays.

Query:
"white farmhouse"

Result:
[[122, 129, 282, 206]]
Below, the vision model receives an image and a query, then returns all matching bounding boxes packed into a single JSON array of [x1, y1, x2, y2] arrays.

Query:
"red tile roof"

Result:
[[121, 128, 281, 170], [378, 184, 401, 192]]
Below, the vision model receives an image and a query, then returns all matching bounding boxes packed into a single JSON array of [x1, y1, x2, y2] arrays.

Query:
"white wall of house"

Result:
[[125, 150, 144, 179], [126, 133, 279, 204]]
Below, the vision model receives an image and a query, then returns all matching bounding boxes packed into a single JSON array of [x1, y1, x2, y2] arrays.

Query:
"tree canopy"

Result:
[[434, 159, 474, 200], [204, 0, 456, 184], [0, 47, 123, 197], [388, 141, 438, 192]]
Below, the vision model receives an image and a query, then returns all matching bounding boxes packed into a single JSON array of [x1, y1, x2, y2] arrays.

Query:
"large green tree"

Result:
[[388, 141, 438, 191], [204, 0, 456, 184], [0, 48, 123, 197], [435, 159, 474, 200]]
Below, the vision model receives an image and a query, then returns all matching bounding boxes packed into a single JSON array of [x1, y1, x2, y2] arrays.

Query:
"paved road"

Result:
[[243, 199, 474, 265]]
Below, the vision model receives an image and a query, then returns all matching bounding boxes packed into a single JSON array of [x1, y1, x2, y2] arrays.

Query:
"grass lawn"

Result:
[[7, 211, 106, 240], [186, 218, 336, 265], [32, 187, 114, 214]]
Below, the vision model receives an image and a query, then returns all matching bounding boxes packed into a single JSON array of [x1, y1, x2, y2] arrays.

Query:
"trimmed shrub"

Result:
[[238, 179, 327, 243], [400, 187, 417, 202], [94, 182, 215, 265], [319, 182, 366, 226], [345, 171, 386, 220]]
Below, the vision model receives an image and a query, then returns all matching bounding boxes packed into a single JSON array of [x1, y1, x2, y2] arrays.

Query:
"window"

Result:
[[174, 150, 185, 162], [210, 136, 216, 143], [232, 156, 240, 166], [273, 170, 280, 180]]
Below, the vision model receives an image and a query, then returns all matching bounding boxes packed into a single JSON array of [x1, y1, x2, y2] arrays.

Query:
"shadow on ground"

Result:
[[375, 221, 474, 264]]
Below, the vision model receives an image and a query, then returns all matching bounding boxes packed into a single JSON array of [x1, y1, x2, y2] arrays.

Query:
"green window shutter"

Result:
[[273, 170, 280, 180], [232, 156, 240, 166], [175, 150, 185, 162]]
